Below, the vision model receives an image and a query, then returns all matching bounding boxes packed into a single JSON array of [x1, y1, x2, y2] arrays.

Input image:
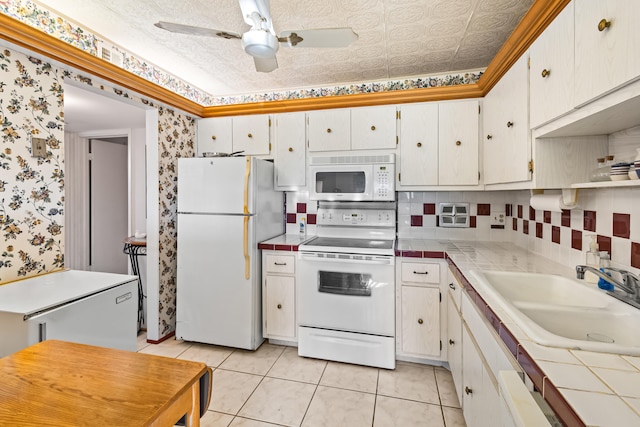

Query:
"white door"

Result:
[[90, 138, 128, 274]]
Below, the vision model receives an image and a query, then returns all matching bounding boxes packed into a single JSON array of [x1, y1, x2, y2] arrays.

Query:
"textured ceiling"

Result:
[[35, 0, 534, 97]]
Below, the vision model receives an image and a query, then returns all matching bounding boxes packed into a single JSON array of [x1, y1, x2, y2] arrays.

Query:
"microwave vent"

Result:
[[309, 154, 395, 165]]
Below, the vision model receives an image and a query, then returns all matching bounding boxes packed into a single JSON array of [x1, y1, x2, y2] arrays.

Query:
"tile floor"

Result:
[[137, 334, 466, 427]]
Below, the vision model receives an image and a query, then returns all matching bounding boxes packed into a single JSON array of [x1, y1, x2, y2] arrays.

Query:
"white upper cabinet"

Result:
[[196, 117, 233, 157], [274, 112, 306, 189], [307, 109, 351, 152], [232, 114, 271, 156], [530, 1, 575, 128], [351, 105, 397, 150], [574, 0, 640, 106], [483, 53, 531, 185], [439, 100, 479, 186], [398, 103, 439, 186]]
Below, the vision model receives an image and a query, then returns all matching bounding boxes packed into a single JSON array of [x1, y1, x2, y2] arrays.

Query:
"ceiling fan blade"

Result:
[[154, 21, 241, 40], [253, 55, 278, 73], [279, 28, 358, 48]]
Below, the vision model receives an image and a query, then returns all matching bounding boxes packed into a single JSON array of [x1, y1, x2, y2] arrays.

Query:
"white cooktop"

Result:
[[300, 236, 395, 256]]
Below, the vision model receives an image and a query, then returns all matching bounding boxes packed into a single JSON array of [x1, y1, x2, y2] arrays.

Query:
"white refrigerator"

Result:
[[176, 157, 283, 350]]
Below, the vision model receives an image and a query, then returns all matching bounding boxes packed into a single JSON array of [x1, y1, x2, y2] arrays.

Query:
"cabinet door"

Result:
[[232, 115, 271, 155], [264, 275, 295, 338], [398, 103, 438, 186], [529, 1, 574, 128], [447, 294, 463, 405], [439, 100, 479, 185], [462, 326, 485, 427], [196, 117, 233, 157], [575, 0, 640, 106], [307, 109, 350, 151], [401, 286, 440, 357], [351, 105, 397, 150], [483, 54, 530, 185], [274, 112, 306, 189]]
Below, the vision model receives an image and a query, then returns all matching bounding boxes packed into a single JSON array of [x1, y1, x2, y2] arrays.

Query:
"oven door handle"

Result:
[[299, 253, 393, 265]]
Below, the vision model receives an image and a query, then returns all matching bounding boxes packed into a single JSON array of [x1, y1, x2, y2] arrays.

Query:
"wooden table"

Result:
[[0, 340, 211, 426]]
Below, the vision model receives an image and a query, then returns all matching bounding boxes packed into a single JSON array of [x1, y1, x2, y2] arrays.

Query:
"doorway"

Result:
[[89, 137, 128, 273]]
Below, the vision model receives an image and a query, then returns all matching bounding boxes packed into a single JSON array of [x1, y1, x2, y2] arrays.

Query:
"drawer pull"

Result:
[[541, 68, 550, 78], [274, 262, 287, 266], [598, 18, 611, 32], [449, 283, 456, 290], [417, 318, 424, 325], [277, 304, 282, 309], [465, 386, 473, 395], [449, 339, 455, 345], [413, 271, 429, 275]]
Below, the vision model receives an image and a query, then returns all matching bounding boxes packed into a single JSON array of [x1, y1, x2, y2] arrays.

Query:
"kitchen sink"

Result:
[[470, 270, 640, 355]]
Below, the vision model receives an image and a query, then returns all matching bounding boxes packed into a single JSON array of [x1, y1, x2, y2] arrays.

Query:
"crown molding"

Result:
[[0, 0, 570, 118]]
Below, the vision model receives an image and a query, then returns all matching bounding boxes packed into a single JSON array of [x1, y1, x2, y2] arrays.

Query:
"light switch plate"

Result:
[[31, 137, 47, 158]]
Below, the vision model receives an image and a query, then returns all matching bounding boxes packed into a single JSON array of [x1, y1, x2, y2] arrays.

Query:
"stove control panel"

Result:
[[317, 208, 395, 227]]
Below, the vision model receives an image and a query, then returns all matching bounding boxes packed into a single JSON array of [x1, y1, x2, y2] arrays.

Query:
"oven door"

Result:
[[298, 251, 395, 336]]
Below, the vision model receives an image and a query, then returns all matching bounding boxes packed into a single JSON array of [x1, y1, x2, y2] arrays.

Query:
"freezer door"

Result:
[[178, 157, 257, 214], [27, 281, 138, 352], [176, 213, 262, 349]]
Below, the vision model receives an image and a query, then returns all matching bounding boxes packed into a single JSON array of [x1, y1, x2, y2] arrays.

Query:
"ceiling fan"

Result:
[[154, 0, 359, 73]]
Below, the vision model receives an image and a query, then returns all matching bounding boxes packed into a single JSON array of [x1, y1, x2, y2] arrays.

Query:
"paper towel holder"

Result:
[[530, 188, 579, 207]]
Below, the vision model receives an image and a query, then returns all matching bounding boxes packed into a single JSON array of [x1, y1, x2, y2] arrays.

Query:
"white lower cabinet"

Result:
[[262, 252, 296, 342], [447, 292, 463, 405], [396, 259, 447, 362]]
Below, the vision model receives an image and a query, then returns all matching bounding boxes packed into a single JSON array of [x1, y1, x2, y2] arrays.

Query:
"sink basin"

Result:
[[470, 270, 640, 355]]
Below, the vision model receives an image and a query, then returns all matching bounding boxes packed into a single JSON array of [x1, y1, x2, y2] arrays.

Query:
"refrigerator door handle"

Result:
[[244, 157, 251, 279], [244, 216, 250, 279]]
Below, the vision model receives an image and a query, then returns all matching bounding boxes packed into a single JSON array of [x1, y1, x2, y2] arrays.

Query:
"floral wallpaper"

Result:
[[156, 107, 195, 336], [0, 48, 65, 283], [0, 0, 482, 107]]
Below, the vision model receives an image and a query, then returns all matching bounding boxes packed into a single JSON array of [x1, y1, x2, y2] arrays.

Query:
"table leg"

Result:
[[184, 380, 201, 427]]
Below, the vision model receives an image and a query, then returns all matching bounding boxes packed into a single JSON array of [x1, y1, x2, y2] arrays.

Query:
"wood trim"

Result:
[[202, 83, 483, 117], [0, 0, 569, 118], [478, 0, 571, 93], [0, 14, 203, 117]]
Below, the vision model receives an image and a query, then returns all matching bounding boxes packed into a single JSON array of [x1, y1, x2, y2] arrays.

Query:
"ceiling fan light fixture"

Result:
[[242, 29, 278, 58]]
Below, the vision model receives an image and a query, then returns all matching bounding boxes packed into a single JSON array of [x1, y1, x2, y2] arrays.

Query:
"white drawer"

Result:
[[401, 262, 440, 284], [265, 254, 295, 274]]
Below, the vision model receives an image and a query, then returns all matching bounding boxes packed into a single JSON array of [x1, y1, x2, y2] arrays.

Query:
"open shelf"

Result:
[[571, 180, 640, 189]]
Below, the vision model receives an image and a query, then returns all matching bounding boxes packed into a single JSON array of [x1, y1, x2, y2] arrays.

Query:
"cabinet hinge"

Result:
[[269, 118, 272, 127], [396, 135, 399, 145], [527, 56, 531, 69], [478, 105, 481, 114], [397, 110, 401, 120], [439, 291, 442, 302], [478, 171, 480, 181], [528, 160, 534, 173], [269, 142, 272, 151], [398, 172, 401, 182], [440, 340, 442, 351]]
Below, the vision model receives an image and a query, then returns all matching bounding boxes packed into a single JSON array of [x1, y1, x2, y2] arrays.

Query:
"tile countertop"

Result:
[[397, 239, 640, 427], [258, 234, 316, 251]]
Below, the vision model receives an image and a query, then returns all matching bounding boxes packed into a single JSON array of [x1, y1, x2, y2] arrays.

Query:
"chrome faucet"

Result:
[[576, 265, 640, 309]]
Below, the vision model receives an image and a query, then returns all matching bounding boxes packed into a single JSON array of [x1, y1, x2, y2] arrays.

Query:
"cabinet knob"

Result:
[[417, 318, 424, 325], [371, 125, 376, 131], [486, 134, 492, 140], [449, 339, 455, 345], [541, 68, 550, 78], [211, 135, 216, 140], [247, 133, 253, 138], [277, 304, 282, 309], [417, 142, 422, 148], [455, 140, 462, 146], [449, 283, 456, 290], [326, 128, 332, 133], [465, 386, 473, 395], [598, 18, 611, 32], [507, 121, 514, 128], [288, 147, 293, 152]]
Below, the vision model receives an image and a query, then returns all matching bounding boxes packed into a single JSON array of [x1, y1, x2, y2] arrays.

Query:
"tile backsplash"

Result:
[[286, 186, 640, 277]]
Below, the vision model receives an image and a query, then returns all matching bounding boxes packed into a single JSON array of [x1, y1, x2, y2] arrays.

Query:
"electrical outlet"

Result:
[[31, 137, 47, 158], [491, 212, 505, 226]]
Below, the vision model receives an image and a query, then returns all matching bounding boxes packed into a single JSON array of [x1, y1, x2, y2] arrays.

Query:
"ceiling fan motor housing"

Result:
[[242, 29, 279, 58]]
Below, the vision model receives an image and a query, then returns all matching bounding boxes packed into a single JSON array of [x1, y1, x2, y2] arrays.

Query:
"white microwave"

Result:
[[308, 155, 395, 201]]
